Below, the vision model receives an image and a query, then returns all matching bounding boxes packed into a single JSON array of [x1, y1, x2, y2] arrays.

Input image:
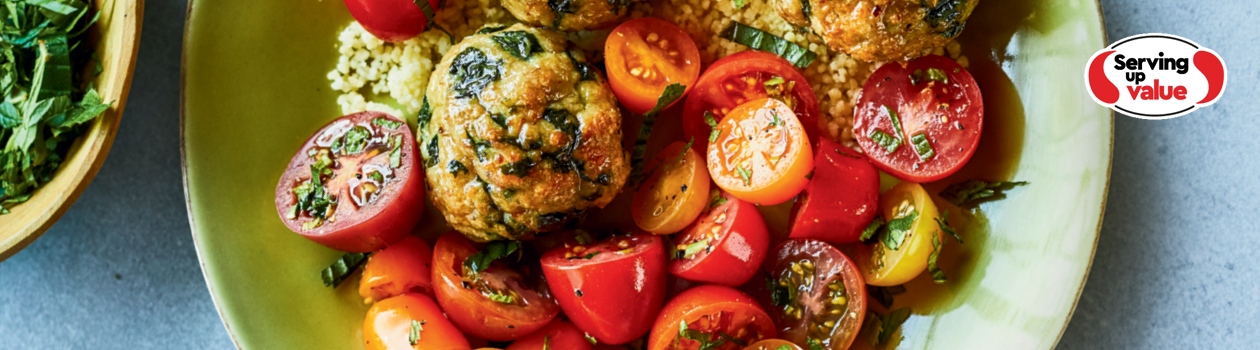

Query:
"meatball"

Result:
[[502, 0, 637, 31], [419, 24, 629, 242], [773, 0, 979, 62]]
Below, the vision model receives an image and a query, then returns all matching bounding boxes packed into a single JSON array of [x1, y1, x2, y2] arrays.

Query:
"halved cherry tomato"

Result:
[[766, 239, 866, 350], [633, 141, 711, 234], [432, 232, 559, 341], [788, 138, 880, 244], [744, 339, 803, 350], [683, 51, 819, 152], [707, 98, 813, 205], [669, 191, 768, 287], [605, 18, 701, 114], [853, 55, 983, 182], [854, 182, 941, 286], [541, 232, 668, 345], [343, 0, 444, 42], [275, 111, 424, 252], [647, 285, 775, 350], [360, 235, 435, 303], [506, 319, 593, 350], [364, 293, 470, 350]]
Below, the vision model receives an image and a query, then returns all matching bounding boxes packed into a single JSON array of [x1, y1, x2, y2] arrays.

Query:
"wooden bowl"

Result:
[[0, 0, 144, 261]]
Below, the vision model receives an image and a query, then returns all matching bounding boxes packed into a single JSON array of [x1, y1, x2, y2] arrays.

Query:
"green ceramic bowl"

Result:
[[182, 0, 1111, 348]]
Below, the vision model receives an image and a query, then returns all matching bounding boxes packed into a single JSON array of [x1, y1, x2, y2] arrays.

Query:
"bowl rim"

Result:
[[178, 0, 1115, 348], [0, 0, 145, 262]]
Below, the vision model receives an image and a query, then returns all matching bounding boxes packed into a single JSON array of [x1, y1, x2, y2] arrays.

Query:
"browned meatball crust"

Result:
[[502, 0, 638, 31], [418, 24, 629, 242], [774, 0, 979, 62]]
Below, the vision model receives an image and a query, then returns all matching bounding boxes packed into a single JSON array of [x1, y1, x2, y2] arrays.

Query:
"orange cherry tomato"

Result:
[[605, 18, 701, 114], [646, 285, 775, 350], [706, 98, 813, 205], [506, 319, 593, 350], [364, 293, 471, 350], [360, 236, 435, 303], [632, 141, 712, 234], [744, 339, 803, 350]]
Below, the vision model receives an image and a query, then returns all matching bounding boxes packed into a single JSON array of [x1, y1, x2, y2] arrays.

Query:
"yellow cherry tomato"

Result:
[[855, 182, 941, 286], [632, 141, 711, 234]]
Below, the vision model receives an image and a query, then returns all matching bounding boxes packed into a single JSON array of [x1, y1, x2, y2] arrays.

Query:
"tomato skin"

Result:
[[766, 239, 866, 350], [646, 285, 775, 350], [364, 293, 471, 350], [432, 232, 560, 341], [669, 191, 769, 287], [605, 18, 701, 114], [632, 141, 712, 234], [855, 182, 941, 286], [707, 98, 813, 205], [744, 339, 803, 350], [506, 319, 592, 350], [540, 232, 668, 345], [683, 51, 819, 152], [343, 0, 442, 42], [853, 55, 983, 182], [360, 236, 435, 303], [788, 138, 880, 244], [275, 111, 424, 252]]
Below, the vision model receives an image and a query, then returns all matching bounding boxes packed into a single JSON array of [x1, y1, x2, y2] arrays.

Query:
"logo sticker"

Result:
[[1085, 33, 1226, 120]]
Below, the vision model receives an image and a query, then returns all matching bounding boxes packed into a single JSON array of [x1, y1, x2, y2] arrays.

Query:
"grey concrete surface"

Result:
[[0, 0, 1254, 349]]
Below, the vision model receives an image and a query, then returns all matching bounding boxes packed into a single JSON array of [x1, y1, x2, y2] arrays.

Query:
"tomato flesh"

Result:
[[855, 182, 942, 286], [853, 55, 983, 182], [360, 235, 435, 303], [506, 319, 592, 350], [788, 138, 880, 244], [744, 339, 803, 350], [606, 18, 701, 114], [707, 98, 813, 206], [274, 111, 424, 252], [647, 285, 775, 350], [633, 141, 711, 234], [343, 0, 443, 42], [364, 293, 470, 350], [432, 232, 559, 341], [669, 191, 769, 287], [766, 239, 867, 350], [540, 232, 668, 345], [684, 51, 819, 152]]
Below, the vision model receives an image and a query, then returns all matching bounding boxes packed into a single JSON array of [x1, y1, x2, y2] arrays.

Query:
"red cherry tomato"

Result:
[[669, 191, 769, 287], [646, 285, 776, 350], [853, 54, 983, 182], [605, 18, 702, 114], [274, 111, 424, 252], [765, 240, 866, 349], [432, 232, 559, 341], [788, 138, 880, 244], [506, 319, 593, 350], [360, 235, 435, 303], [343, 0, 444, 42], [540, 232, 668, 345], [363, 293, 470, 350], [744, 339, 803, 350], [683, 51, 819, 152]]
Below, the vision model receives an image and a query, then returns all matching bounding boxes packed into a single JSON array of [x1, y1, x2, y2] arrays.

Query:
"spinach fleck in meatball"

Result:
[[502, 0, 638, 31], [772, 0, 979, 62], [418, 24, 628, 242]]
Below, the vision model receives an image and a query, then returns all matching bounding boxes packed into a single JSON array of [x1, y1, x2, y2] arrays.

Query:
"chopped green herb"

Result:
[[679, 240, 708, 259], [476, 25, 509, 34], [409, 319, 424, 345], [487, 290, 516, 304], [732, 0, 747, 8], [869, 130, 899, 154], [764, 76, 785, 90], [678, 319, 737, 350], [447, 160, 468, 175], [882, 210, 918, 251], [776, 346, 792, 350], [321, 252, 370, 287], [807, 338, 824, 350], [423, 136, 440, 168], [924, 0, 968, 37], [449, 47, 502, 99], [910, 132, 934, 161], [339, 125, 372, 155], [860, 216, 886, 243], [735, 166, 752, 185], [868, 285, 907, 308], [936, 211, 962, 243], [417, 97, 433, 129], [500, 157, 537, 177], [389, 135, 403, 168], [928, 231, 946, 283], [543, 335, 551, 350], [463, 241, 521, 273], [873, 308, 911, 346], [767, 277, 791, 307], [770, 110, 783, 127], [585, 333, 598, 345], [927, 68, 949, 83], [939, 180, 1029, 207], [675, 137, 695, 165], [708, 189, 728, 209], [629, 83, 687, 185], [719, 22, 817, 68], [492, 31, 542, 60], [704, 111, 720, 143], [373, 117, 403, 130]]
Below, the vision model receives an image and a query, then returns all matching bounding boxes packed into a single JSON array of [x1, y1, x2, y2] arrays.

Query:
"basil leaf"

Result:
[[878, 308, 912, 345], [628, 83, 687, 185], [719, 21, 817, 68], [936, 211, 962, 243], [928, 231, 946, 283], [492, 31, 542, 60], [408, 319, 423, 345], [449, 47, 502, 99], [705, 111, 720, 143], [939, 180, 1029, 207], [869, 130, 900, 154], [321, 252, 371, 287], [860, 216, 886, 243], [463, 241, 522, 273], [910, 132, 934, 161], [882, 210, 918, 251]]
